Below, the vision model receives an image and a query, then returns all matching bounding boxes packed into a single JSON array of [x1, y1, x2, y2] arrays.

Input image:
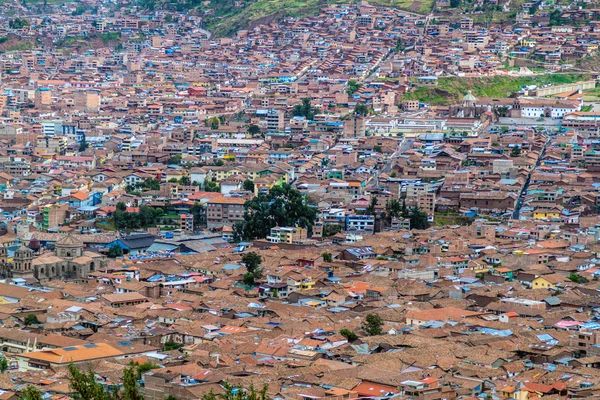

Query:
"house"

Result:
[[532, 273, 564, 290], [109, 233, 158, 255]]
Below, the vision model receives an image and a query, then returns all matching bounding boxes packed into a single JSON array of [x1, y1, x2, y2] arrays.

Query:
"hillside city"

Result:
[[2, 0, 600, 399]]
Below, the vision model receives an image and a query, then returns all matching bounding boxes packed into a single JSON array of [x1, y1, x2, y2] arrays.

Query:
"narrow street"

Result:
[[512, 137, 550, 220]]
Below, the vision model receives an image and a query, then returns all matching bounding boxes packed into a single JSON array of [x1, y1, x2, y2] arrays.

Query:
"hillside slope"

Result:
[[141, 0, 434, 36]]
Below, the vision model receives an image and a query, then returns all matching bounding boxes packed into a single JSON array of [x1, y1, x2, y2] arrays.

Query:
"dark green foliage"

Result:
[[68, 363, 114, 400], [108, 245, 124, 258], [340, 328, 358, 342], [247, 124, 261, 136], [363, 314, 384, 336], [292, 98, 314, 120], [322, 225, 341, 237], [242, 252, 262, 279], [347, 79, 361, 95], [366, 196, 378, 216], [204, 180, 221, 192], [233, 184, 317, 241], [168, 154, 182, 165], [322, 252, 333, 263], [354, 103, 370, 116], [127, 178, 161, 193], [24, 314, 39, 326], [112, 205, 164, 230], [79, 133, 89, 152], [189, 202, 205, 228], [9, 18, 29, 29], [569, 273, 588, 284], [163, 341, 183, 351], [242, 272, 255, 285], [242, 179, 255, 192], [21, 386, 42, 400], [404, 206, 429, 230]]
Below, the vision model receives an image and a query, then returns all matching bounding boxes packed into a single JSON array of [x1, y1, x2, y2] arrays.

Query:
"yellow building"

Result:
[[267, 226, 308, 244], [532, 273, 563, 290], [533, 206, 562, 221]]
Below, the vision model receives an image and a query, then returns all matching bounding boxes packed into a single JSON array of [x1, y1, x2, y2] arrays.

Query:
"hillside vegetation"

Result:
[[140, 0, 434, 36], [402, 73, 592, 106]]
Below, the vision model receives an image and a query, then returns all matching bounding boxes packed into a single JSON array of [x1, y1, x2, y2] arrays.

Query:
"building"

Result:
[[266, 226, 308, 244], [266, 109, 284, 133], [17, 342, 155, 371], [42, 203, 69, 230], [180, 213, 194, 233], [206, 196, 246, 229], [74, 90, 101, 111], [1, 234, 108, 283], [345, 215, 375, 233]]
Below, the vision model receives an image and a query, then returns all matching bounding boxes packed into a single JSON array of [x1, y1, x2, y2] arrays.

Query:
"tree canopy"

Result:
[[292, 98, 314, 120], [234, 184, 317, 241]]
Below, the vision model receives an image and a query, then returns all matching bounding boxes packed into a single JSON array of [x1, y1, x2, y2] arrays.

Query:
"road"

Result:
[[383, 138, 414, 174], [512, 137, 550, 220]]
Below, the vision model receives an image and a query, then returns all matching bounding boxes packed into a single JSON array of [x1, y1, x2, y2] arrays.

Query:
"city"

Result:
[[0, 0, 599, 398]]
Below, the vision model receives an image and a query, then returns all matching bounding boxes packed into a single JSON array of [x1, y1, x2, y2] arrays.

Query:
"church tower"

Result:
[[13, 245, 33, 277], [0, 244, 7, 265]]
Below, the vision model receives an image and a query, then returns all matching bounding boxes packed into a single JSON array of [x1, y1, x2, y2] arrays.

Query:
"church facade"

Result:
[[0, 234, 108, 283]]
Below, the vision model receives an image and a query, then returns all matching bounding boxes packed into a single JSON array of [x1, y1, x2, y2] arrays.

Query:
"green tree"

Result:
[[394, 38, 403, 52], [340, 328, 358, 342], [21, 386, 43, 400], [122, 364, 143, 400], [68, 363, 113, 400], [206, 117, 220, 130], [168, 154, 182, 165], [234, 184, 317, 241], [354, 103, 370, 116], [373, 145, 382, 153], [116, 201, 127, 212], [569, 273, 588, 284], [292, 98, 314, 120], [163, 341, 182, 351], [406, 206, 429, 230], [322, 252, 333, 263], [510, 146, 521, 157], [347, 79, 361, 95], [204, 180, 221, 192], [131, 361, 159, 379], [362, 314, 384, 336], [385, 199, 402, 220], [323, 225, 341, 237], [366, 196, 378, 216], [108, 245, 123, 258], [204, 382, 268, 400], [79, 132, 89, 152], [9, 18, 30, 29], [143, 178, 161, 191], [24, 314, 39, 326], [242, 272, 255, 286], [247, 124, 261, 136], [189, 202, 205, 227], [0, 356, 8, 373], [242, 179, 255, 192], [242, 252, 262, 278]]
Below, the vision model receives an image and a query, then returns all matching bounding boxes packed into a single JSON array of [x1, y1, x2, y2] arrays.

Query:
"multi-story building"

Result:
[[179, 213, 194, 233], [345, 214, 375, 233], [207, 196, 246, 229], [266, 226, 308, 244], [42, 203, 69, 230]]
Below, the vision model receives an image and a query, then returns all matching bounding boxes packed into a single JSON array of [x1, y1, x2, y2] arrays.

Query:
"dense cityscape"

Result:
[[0, 0, 600, 398]]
